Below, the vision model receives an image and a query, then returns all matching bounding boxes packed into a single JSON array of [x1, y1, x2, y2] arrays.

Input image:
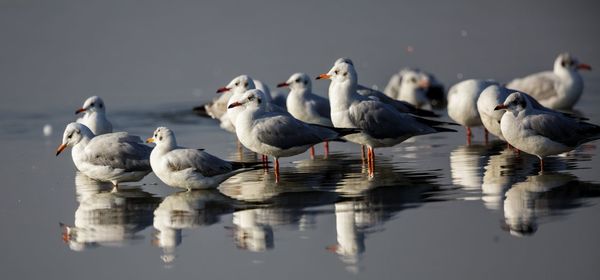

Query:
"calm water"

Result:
[[1, 1, 600, 279]]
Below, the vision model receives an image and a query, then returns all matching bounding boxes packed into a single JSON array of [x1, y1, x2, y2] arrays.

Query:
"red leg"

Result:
[[310, 146, 315, 159], [324, 141, 329, 157], [484, 129, 489, 145], [466, 127, 472, 145], [540, 158, 544, 172], [361, 145, 366, 164], [368, 147, 375, 177]]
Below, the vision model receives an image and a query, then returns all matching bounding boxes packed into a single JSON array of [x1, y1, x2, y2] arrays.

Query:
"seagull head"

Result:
[[278, 73, 311, 91], [399, 70, 429, 93], [494, 92, 528, 114], [217, 75, 256, 94], [56, 122, 93, 156], [316, 61, 357, 84], [75, 96, 106, 115], [147, 127, 176, 148], [554, 52, 591, 73], [227, 89, 264, 110], [334, 57, 354, 66]]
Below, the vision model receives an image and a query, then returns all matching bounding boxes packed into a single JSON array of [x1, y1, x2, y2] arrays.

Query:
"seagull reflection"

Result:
[[232, 209, 274, 252], [153, 190, 236, 263], [61, 173, 161, 251], [501, 171, 600, 237], [450, 144, 496, 194]]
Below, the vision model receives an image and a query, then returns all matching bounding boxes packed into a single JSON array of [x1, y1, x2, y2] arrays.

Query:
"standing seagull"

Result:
[[75, 96, 113, 135], [495, 92, 600, 170], [278, 72, 333, 157], [147, 127, 260, 190], [334, 58, 439, 118], [229, 89, 360, 182], [506, 53, 591, 110], [316, 61, 455, 176], [396, 70, 430, 109], [447, 79, 498, 144], [56, 123, 152, 187]]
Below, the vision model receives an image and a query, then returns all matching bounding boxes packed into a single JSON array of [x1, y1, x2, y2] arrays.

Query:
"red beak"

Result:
[[227, 101, 243, 109], [316, 73, 331, 80], [75, 108, 86, 114], [56, 144, 67, 156], [577, 63, 592, 71], [276, 82, 289, 88], [216, 87, 230, 93], [494, 104, 508, 111], [417, 79, 430, 89]]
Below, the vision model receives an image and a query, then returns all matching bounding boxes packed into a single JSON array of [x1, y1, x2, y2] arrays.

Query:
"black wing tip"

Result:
[[192, 105, 210, 117], [230, 161, 263, 170], [434, 127, 458, 133]]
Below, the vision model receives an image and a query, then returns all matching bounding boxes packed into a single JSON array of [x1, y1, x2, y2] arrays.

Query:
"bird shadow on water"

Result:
[[449, 140, 600, 237]]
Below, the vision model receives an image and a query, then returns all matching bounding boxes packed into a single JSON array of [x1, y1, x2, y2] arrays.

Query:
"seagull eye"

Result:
[[343, 72, 347, 76], [411, 78, 417, 83], [67, 134, 72, 139], [248, 95, 255, 101], [90, 102, 95, 107], [99, 104, 103, 108], [244, 82, 248, 87], [295, 78, 301, 83], [159, 136, 163, 141], [235, 82, 240, 86], [334, 70, 339, 75]]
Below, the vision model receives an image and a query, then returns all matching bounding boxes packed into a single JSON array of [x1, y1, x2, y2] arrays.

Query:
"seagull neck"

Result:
[[329, 80, 359, 109]]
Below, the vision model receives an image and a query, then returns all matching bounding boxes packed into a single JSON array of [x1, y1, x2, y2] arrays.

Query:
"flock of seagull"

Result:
[[55, 53, 598, 189]]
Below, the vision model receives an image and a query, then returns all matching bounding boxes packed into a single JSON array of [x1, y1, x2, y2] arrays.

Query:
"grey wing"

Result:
[[85, 133, 152, 171], [165, 149, 233, 176], [507, 72, 557, 101], [349, 101, 433, 139], [524, 113, 587, 147], [308, 94, 331, 119], [255, 115, 325, 149]]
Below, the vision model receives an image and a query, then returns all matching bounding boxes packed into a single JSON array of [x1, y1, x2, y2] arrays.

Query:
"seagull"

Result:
[[228, 89, 360, 182], [333, 58, 439, 118], [495, 91, 600, 170], [216, 75, 285, 134], [395, 69, 430, 109], [447, 79, 498, 144], [147, 127, 261, 190], [56, 122, 152, 187], [506, 52, 591, 110], [75, 96, 113, 135], [384, 68, 446, 108], [277, 72, 333, 157], [316, 60, 456, 176], [477, 84, 514, 141]]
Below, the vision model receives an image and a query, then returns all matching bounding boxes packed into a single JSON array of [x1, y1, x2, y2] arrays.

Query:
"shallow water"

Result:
[[2, 1, 600, 280]]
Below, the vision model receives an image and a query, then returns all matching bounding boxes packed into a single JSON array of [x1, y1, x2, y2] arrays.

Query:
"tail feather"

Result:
[[308, 124, 362, 137], [193, 104, 210, 117], [410, 107, 440, 118], [413, 116, 459, 127]]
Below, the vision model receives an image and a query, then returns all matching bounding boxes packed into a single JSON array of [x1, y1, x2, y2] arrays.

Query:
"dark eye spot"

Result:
[[235, 82, 239, 86], [67, 134, 72, 139], [244, 82, 248, 87], [295, 78, 301, 83], [248, 95, 255, 101], [99, 104, 103, 108], [257, 97, 262, 104], [334, 70, 339, 75], [154, 134, 157, 137], [159, 136, 163, 141], [90, 102, 95, 107], [561, 61, 566, 67], [411, 78, 417, 83], [343, 72, 347, 76], [304, 80, 308, 85]]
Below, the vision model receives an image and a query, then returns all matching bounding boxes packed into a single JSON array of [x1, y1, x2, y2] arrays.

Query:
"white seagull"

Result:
[[277, 72, 333, 157], [447, 79, 498, 144], [384, 67, 446, 108], [316, 60, 455, 176], [495, 91, 600, 170], [56, 122, 152, 186], [75, 96, 113, 135], [229, 89, 360, 181], [506, 52, 591, 110], [333, 58, 439, 118], [147, 127, 260, 190], [396, 69, 430, 109]]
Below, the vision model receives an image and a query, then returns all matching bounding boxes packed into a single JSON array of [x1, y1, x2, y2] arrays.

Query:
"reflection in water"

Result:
[[232, 209, 274, 252], [502, 171, 600, 237], [61, 172, 161, 251], [450, 144, 496, 194], [153, 190, 236, 263]]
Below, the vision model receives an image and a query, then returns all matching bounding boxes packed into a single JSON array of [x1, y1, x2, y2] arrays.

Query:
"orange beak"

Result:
[[577, 63, 592, 71], [55, 144, 67, 156], [276, 82, 289, 88], [417, 79, 430, 89], [216, 87, 230, 93], [75, 108, 86, 114], [316, 73, 331, 80], [228, 101, 243, 109], [494, 104, 508, 111], [146, 137, 154, 143]]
